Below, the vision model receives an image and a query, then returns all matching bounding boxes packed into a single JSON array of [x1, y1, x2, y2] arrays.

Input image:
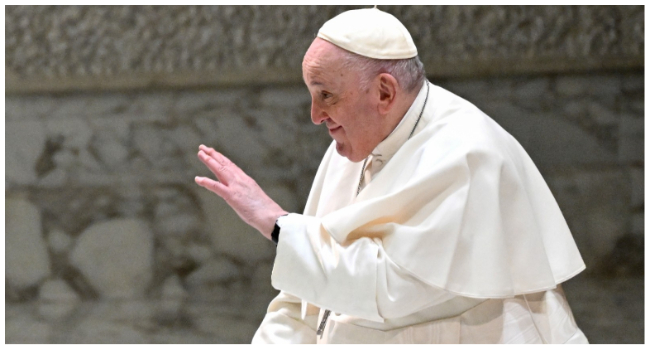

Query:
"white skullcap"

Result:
[[317, 7, 417, 60]]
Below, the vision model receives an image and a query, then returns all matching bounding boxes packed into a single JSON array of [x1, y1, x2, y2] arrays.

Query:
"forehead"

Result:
[[302, 39, 349, 85]]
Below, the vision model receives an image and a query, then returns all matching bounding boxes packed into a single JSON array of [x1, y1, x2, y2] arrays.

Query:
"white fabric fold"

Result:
[[272, 213, 459, 322], [310, 82, 585, 298], [260, 82, 587, 343], [252, 291, 318, 344], [272, 214, 381, 322]]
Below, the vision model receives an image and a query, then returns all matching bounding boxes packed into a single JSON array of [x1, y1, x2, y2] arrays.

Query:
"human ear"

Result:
[[377, 73, 398, 115]]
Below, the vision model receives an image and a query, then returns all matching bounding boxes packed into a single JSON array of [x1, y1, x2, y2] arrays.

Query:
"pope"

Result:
[[195, 7, 588, 344]]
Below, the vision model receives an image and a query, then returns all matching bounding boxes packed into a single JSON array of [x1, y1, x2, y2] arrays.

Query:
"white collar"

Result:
[[369, 80, 429, 168]]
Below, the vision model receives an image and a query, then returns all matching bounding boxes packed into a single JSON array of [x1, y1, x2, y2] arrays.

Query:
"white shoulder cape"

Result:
[[304, 83, 585, 298]]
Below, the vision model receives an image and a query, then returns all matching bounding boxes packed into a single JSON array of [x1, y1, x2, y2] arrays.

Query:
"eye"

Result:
[[320, 91, 332, 100]]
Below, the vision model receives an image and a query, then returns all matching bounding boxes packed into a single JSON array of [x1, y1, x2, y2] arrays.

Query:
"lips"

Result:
[[328, 125, 342, 135]]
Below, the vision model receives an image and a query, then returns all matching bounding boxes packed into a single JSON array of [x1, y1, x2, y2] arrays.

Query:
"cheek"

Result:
[[349, 100, 375, 127], [351, 102, 382, 145], [341, 109, 369, 142]]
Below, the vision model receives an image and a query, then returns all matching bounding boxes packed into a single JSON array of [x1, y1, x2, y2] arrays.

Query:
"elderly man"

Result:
[[195, 8, 588, 344]]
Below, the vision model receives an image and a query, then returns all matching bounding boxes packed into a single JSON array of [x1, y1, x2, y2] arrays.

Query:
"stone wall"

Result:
[[5, 86, 324, 343], [6, 5, 643, 92], [5, 5, 644, 344]]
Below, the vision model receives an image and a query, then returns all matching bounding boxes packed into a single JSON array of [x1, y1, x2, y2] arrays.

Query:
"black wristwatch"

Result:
[[271, 214, 289, 244]]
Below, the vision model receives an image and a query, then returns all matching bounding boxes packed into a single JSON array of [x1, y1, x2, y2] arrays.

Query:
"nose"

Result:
[[310, 100, 328, 125]]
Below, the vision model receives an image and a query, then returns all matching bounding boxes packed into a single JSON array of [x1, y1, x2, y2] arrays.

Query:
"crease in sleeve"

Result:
[[374, 237, 457, 319], [272, 213, 384, 322]]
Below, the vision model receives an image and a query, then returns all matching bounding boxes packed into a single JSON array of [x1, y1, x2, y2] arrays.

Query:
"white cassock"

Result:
[[252, 81, 588, 344]]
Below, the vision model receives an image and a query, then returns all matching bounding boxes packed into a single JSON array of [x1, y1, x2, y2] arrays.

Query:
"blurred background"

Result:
[[5, 5, 644, 343]]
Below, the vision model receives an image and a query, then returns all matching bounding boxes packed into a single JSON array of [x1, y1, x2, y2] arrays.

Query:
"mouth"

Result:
[[327, 123, 342, 131], [328, 125, 342, 135]]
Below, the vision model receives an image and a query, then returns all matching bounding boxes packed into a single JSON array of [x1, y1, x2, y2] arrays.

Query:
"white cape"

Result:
[[305, 82, 585, 299]]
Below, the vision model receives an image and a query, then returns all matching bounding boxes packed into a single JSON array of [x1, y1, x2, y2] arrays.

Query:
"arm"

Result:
[[195, 145, 455, 322], [274, 214, 455, 321]]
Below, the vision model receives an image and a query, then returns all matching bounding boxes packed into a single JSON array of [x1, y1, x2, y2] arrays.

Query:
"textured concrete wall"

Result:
[[4, 5, 644, 344], [6, 5, 643, 92]]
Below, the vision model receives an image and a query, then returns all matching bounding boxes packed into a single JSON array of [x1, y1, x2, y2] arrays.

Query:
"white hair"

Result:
[[340, 49, 426, 93]]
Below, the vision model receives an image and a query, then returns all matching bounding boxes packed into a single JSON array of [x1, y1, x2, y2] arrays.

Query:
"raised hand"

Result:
[[195, 144, 288, 240]]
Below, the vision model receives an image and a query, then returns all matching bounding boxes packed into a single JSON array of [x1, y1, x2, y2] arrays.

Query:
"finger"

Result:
[[198, 147, 245, 185], [195, 176, 229, 199], [197, 151, 228, 185], [199, 144, 214, 155], [197, 150, 234, 185], [200, 146, 235, 170], [199, 145, 222, 161]]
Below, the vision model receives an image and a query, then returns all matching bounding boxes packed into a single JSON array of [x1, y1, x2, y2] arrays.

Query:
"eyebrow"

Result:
[[303, 76, 324, 87], [302, 73, 322, 86]]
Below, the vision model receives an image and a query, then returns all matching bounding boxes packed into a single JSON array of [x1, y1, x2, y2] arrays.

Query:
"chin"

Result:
[[335, 142, 366, 163]]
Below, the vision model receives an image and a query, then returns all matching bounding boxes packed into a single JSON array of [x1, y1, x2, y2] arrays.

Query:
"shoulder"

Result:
[[413, 86, 528, 171]]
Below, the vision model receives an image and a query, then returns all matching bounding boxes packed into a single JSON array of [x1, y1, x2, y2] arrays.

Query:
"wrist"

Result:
[[261, 210, 289, 240]]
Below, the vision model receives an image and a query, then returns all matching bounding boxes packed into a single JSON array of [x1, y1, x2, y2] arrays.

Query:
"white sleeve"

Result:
[[271, 213, 456, 322], [252, 291, 318, 344]]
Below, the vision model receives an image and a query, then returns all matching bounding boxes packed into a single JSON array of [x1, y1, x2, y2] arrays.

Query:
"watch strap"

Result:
[[271, 214, 289, 244]]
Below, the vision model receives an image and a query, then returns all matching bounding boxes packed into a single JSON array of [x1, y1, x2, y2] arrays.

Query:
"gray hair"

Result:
[[340, 49, 426, 93]]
